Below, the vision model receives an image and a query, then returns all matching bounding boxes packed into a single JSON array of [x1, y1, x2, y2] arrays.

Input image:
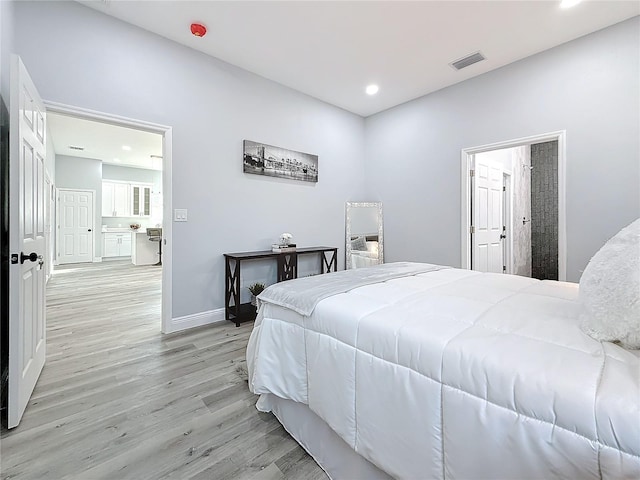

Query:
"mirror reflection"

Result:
[[346, 202, 384, 269]]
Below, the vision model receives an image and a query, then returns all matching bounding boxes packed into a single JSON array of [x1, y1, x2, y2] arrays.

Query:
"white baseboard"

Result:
[[93, 257, 102, 263], [166, 307, 226, 334]]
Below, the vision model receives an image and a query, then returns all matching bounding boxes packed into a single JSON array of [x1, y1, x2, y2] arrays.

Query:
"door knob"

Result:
[[88, 229, 92, 232], [20, 252, 39, 264]]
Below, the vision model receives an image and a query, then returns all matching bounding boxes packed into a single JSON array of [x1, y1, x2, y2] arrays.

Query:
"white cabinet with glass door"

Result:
[[131, 184, 152, 217]]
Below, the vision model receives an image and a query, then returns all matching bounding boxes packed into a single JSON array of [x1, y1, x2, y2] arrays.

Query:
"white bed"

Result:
[[350, 240, 380, 269], [247, 263, 640, 479], [350, 249, 379, 269]]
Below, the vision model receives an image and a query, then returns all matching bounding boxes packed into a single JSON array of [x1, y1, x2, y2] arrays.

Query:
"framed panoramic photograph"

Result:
[[243, 140, 318, 183]]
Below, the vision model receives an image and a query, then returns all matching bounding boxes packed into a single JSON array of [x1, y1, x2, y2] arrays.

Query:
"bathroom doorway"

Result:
[[461, 131, 566, 281]]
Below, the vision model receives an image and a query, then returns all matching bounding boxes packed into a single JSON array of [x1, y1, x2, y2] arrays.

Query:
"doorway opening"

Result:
[[460, 131, 566, 281], [44, 102, 173, 333]]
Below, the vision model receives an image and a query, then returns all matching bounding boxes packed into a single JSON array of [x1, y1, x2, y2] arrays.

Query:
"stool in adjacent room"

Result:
[[146, 227, 163, 266]]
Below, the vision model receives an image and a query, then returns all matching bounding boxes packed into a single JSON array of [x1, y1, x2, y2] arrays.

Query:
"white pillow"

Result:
[[350, 236, 367, 251], [579, 218, 640, 349]]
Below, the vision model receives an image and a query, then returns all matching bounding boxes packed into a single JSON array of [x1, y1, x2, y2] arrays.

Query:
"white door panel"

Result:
[[472, 156, 504, 274], [102, 182, 114, 217], [58, 189, 94, 264], [8, 56, 47, 428], [113, 183, 129, 217]]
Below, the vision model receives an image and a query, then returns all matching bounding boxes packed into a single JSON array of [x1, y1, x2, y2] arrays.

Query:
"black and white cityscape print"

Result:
[[243, 140, 318, 183]]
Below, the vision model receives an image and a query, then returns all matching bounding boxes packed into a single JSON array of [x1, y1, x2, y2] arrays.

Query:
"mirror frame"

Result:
[[345, 201, 384, 269]]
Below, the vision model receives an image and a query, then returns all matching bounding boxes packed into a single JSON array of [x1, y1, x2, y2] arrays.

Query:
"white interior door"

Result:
[[8, 56, 47, 428], [472, 156, 504, 273], [57, 189, 94, 264]]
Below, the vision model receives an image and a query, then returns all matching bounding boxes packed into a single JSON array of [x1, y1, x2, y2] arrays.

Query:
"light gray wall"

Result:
[[364, 17, 640, 282], [0, 0, 14, 100], [350, 205, 380, 236], [102, 164, 160, 188], [55, 155, 102, 256], [14, 1, 366, 318]]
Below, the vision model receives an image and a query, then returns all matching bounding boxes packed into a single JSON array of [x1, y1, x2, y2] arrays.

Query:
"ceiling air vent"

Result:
[[68, 145, 85, 151], [450, 51, 486, 71]]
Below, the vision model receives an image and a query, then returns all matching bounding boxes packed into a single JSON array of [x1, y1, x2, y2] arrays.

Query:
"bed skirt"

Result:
[[262, 393, 392, 480]]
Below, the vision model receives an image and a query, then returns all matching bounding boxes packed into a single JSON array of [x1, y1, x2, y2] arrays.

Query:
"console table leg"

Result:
[[234, 261, 241, 327], [225, 258, 231, 321]]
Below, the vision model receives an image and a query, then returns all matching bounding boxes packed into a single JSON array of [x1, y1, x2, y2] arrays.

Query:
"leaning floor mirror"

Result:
[[345, 202, 384, 269]]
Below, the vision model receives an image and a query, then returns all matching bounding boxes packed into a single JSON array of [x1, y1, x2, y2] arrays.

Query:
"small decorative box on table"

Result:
[[223, 246, 338, 327]]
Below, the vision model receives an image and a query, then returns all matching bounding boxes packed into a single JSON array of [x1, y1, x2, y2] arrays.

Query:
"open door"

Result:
[[8, 56, 47, 428], [472, 156, 504, 273]]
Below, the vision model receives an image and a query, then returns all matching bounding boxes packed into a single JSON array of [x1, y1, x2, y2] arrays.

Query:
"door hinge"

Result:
[[470, 170, 475, 177], [503, 265, 506, 273], [503, 186, 506, 191], [470, 226, 475, 234]]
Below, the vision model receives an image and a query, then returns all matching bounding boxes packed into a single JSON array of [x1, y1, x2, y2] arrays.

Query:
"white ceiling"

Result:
[[48, 113, 163, 170], [78, 0, 639, 117]]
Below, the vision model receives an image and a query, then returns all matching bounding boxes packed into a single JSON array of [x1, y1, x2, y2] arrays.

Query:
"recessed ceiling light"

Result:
[[122, 145, 131, 151], [560, 0, 582, 8], [366, 84, 379, 95]]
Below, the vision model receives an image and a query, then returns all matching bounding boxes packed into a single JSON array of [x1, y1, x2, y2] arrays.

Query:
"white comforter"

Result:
[[351, 251, 379, 268], [247, 265, 640, 479]]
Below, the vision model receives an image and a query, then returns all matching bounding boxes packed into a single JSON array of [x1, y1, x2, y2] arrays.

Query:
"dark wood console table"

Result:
[[224, 247, 338, 327]]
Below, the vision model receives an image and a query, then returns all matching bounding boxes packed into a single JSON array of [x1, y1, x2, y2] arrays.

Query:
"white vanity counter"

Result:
[[102, 230, 133, 258], [131, 232, 159, 266]]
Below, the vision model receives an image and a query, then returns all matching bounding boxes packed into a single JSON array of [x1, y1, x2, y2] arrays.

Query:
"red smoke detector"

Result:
[[190, 23, 207, 37]]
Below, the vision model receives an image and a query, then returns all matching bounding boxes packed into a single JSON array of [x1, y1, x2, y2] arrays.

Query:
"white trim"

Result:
[[44, 100, 173, 333], [161, 130, 173, 334], [502, 172, 513, 275], [44, 101, 170, 133], [461, 130, 567, 281], [167, 308, 226, 334], [102, 179, 153, 186], [93, 257, 102, 263], [56, 187, 96, 264]]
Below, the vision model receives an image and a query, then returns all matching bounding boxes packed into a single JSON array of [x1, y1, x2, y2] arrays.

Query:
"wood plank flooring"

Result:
[[0, 260, 327, 480]]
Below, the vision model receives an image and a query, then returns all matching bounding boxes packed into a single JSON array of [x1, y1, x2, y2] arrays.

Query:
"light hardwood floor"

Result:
[[1, 260, 326, 480]]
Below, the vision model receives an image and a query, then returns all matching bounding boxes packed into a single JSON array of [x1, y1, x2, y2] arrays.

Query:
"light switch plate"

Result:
[[174, 209, 188, 222]]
